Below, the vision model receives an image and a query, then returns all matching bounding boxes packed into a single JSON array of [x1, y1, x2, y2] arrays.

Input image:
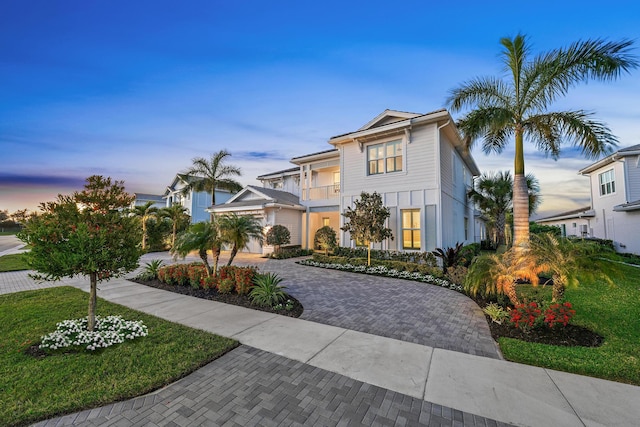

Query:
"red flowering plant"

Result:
[[187, 264, 208, 289], [544, 302, 576, 328], [509, 302, 542, 331], [235, 266, 258, 295]]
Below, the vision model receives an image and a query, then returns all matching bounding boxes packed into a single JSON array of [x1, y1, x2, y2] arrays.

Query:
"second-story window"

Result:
[[599, 169, 615, 195], [368, 140, 402, 175]]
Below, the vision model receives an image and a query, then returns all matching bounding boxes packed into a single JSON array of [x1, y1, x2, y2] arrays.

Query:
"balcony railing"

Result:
[[302, 184, 340, 201]]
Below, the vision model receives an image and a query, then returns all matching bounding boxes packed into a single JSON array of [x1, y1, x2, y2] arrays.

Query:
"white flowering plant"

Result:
[[39, 315, 148, 352], [297, 259, 463, 292]]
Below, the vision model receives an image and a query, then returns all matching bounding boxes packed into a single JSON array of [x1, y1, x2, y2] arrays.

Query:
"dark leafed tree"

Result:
[[18, 176, 141, 331], [341, 191, 393, 265], [448, 34, 637, 251], [181, 149, 243, 207]]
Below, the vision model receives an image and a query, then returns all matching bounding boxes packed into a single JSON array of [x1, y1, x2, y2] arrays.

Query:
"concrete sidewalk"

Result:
[[52, 278, 640, 427]]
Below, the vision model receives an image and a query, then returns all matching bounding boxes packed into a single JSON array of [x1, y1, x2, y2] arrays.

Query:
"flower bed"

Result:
[[296, 259, 462, 292]]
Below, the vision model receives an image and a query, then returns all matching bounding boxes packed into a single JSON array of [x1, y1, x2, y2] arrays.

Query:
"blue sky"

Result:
[[2, 0, 639, 217]]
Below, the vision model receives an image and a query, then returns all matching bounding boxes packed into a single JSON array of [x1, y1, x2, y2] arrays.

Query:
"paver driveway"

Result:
[[261, 258, 501, 359]]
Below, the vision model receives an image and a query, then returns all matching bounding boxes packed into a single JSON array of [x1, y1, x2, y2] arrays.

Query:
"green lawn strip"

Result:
[[500, 263, 640, 385], [0, 286, 238, 427], [0, 253, 28, 272]]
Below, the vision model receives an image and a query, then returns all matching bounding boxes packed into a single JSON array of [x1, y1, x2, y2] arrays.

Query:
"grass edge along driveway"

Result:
[[0, 286, 238, 427]]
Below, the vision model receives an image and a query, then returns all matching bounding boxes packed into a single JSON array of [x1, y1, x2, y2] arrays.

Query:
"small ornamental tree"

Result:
[[314, 226, 337, 255], [18, 176, 142, 331], [341, 192, 393, 265], [265, 225, 290, 254]]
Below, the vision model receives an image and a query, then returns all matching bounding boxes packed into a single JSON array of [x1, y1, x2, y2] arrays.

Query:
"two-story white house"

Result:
[[578, 144, 640, 254], [534, 144, 640, 254], [164, 174, 234, 224], [211, 109, 483, 254]]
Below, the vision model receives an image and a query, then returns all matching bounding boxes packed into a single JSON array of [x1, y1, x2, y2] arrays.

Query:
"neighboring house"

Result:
[[131, 193, 165, 210], [163, 174, 234, 223], [577, 144, 640, 254], [211, 109, 483, 255], [535, 207, 595, 238]]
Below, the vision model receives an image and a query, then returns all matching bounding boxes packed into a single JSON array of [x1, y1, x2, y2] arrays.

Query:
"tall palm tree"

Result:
[[130, 201, 159, 251], [160, 203, 190, 248], [448, 34, 637, 250], [171, 220, 224, 277], [219, 213, 263, 266], [181, 149, 243, 207], [469, 171, 540, 247]]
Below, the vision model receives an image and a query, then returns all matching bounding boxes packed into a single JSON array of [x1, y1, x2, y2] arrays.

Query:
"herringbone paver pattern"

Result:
[[34, 346, 513, 427], [262, 258, 501, 359]]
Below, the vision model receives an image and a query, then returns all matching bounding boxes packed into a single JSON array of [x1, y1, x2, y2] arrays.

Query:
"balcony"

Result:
[[302, 184, 340, 201]]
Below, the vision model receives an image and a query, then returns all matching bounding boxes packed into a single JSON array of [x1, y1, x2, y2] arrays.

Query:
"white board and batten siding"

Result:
[[339, 124, 445, 252]]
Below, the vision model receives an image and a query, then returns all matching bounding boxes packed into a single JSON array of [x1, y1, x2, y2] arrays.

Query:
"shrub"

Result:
[[234, 266, 258, 295], [332, 247, 437, 266], [483, 303, 510, 325], [510, 302, 542, 331], [202, 275, 217, 289], [445, 265, 468, 285], [250, 272, 288, 307], [138, 259, 164, 281], [458, 243, 481, 267], [217, 278, 235, 294], [269, 247, 314, 259], [433, 242, 464, 273], [314, 226, 337, 255], [544, 302, 576, 328], [265, 225, 291, 254], [187, 264, 208, 289], [157, 264, 190, 286]]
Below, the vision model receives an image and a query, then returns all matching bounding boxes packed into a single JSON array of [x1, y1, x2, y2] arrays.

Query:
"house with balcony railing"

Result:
[[210, 109, 483, 254]]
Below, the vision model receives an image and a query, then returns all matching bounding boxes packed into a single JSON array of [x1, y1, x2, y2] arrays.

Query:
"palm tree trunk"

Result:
[[142, 220, 147, 251], [88, 272, 97, 331], [513, 129, 530, 250], [504, 281, 520, 306], [212, 245, 220, 277], [227, 245, 238, 266], [172, 222, 177, 248], [199, 249, 212, 276], [496, 213, 506, 246]]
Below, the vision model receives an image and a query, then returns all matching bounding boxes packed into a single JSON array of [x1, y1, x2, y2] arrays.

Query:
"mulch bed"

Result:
[[486, 316, 604, 347], [131, 278, 304, 318]]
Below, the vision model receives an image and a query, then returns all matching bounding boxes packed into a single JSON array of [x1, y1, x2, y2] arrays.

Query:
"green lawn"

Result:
[[0, 287, 238, 427], [0, 253, 28, 272], [500, 262, 640, 385]]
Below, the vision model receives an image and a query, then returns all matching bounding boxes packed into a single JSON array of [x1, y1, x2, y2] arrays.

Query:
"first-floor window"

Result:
[[402, 209, 421, 250]]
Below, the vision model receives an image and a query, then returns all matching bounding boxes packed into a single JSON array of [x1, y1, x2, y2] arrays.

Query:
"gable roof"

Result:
[[328, 108, 480, 176], [209, 185, 304, 213], [358, 109, 422, 131], [579, 144, 640, 175]]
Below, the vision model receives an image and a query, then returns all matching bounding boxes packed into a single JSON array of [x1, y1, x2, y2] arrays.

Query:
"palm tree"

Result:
[[448, 34, 637, 250], [468, 171, 540, 247], [181, 150, 243, 207], [528, 233, 616, 301], [160, 203, 190, 248], [130, 201, 159, 251], [219, 213, 263, 266], [171, 220, 224, 277]]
